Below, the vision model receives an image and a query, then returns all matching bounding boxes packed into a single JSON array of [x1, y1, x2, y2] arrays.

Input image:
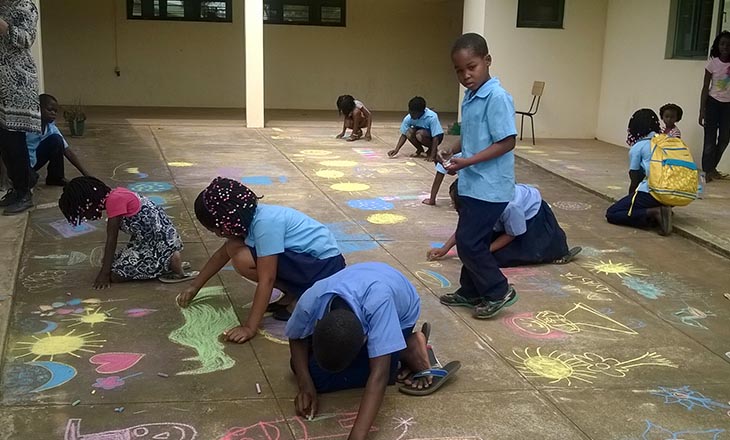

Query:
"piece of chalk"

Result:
[[256, 383, 261, 394], [724, 293, 730, 300], [72, 399, 81, 406], [66, 292, 71, 296], [157, 372, 169, 378], [91, 389, 96, 395], [114, 406, 125, 413]]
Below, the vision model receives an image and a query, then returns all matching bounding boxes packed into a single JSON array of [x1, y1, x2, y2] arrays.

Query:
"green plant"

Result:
[[63, 101, 86, 123], [447, 122, 460, 135]]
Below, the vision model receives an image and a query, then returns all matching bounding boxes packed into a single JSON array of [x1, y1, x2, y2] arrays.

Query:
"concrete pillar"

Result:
[[245, 0, 264, 128], [31, 0, 44, 92], [457, 0, 487, 121]]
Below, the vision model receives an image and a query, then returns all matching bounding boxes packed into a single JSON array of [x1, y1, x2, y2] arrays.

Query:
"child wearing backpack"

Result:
[[606, 109, 698, 236]]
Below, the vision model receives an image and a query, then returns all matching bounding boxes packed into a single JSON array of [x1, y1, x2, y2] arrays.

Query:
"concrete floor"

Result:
[[0, 118, 729, 439]]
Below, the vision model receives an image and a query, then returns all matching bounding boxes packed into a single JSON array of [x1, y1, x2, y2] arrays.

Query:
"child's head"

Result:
[[449, 179, 460, 211], [39, 94, 59, 124], [626, 109, 661, 146], [710, 31, 730, 59], [59, 176, 112, 226], [408, 96, 427, 119], [659, 103, 683, 128], [312, 307, 365, 373], [336, 95, 356, 116], [194, 177, 259, 238], [451, 33, 491, 91]]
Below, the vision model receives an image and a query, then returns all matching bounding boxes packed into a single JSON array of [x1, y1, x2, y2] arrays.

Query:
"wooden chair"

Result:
[[516, 81, 545, 145]]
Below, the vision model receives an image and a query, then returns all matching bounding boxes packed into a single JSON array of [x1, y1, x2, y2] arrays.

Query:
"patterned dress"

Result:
[[0, 0, 41, 133], [111, 196, 183, 280]]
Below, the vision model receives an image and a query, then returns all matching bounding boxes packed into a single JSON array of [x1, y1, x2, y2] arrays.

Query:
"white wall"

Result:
[[597, 0, 728, 172], [479, 0, 608, 139]]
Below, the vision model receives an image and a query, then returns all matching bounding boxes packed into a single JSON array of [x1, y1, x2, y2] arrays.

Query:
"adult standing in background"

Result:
[[0, 0, 41, 215]]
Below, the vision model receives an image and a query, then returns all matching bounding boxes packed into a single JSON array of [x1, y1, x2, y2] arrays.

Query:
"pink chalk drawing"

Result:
[[125, 308, 158, 318], [219, 413, 378, 440], [64, 419, 197, 440], [503, 312, 566, 340], [89, 352, 145, 374], [91, 372, 143, 390]]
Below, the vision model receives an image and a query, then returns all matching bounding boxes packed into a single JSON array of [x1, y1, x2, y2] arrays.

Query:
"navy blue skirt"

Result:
[[492, 201, 569, 267], [248, 247, 346, 298]]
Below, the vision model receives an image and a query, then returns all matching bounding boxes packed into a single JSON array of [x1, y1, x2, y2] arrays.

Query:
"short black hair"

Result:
[[449, 179, 460, 211], [451, 33, 489, 57], [408, 96, 426, 114], [312, 308, 364, 373], [659, 103, 683, 122], [39, 93, 57, 107], [710, 31, 730, 58], [628, 109, 661, 141], [336, 94, 356, 116]]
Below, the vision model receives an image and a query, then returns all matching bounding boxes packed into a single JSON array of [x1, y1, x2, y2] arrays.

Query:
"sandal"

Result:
[[398, 361, 461, 396], [158, 270, 199, 284], [552, 247, 582, 264]]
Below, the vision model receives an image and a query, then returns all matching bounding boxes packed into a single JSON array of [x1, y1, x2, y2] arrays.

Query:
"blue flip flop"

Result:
[[398, 361, 461, 396]]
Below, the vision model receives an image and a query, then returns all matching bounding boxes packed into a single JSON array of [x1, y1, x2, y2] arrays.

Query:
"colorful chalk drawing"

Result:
[[320, 160, 358, 167], [316, 169, 345, 179], [429, 242, 458, 257], [241, 175, 289, 185], [347, 198, 394, 211], [640, 420, 724, 440], [168, 286, 239, 375], [559, 272, 619, 301], [622, 276, 664, 299], [35, 320, 58, 333], [503, 303, 638, 340], [219, 412, 378, 440], [28, 361, 77, 392], [89, 352, 145, 374], [352, 147, 378, 158], [300, 149, 333, 156], [509, 347, 677, 386], [584, 259, 648, 278], [14, 330, 106, 362], [672, 306, 716, 330], [63, 307, 124, 328], [2, 361, 77, 395], [552, 201, 592, 211], [48, 219, 97, 238], [258, 316, 288, 345], [415, 270, 452, 289], [324, 221, 383, 254], [331, 182, 370, 192], [125, 308, 157, 318], [168, 161, 194, 167], [367, 213, 407, 225], [92, 371, 144, 390], [651, 386, 730, 411], [128, 181, 173, 193], [64, 419, 198, 440]]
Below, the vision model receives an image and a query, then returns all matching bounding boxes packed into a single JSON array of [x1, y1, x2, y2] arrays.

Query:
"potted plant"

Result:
[[63, 101, 86, 137]]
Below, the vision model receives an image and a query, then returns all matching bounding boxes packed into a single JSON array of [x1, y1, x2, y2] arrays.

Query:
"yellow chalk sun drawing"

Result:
[[331, 182, 370, 192], [511, 347, 595, 385], [14, 330, 106, 362], [320, 160, 358, 167], [586, 260, 648, 278], [62, 307, 124, 328], [168, 161, 194, 167], [316, 169, 345, 179], [367, 213, 408, 225], [301, 149, 332, 156]]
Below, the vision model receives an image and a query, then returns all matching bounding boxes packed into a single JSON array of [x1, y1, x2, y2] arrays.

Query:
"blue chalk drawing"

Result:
[[325, 221, 387, 254], [147, 196, 166, 206], [622, 276, 664, 299], [128, 182, 173, 193], [338, 240, 380, 254], [241, 176, 288, 186], [651, 386, 730, 411], [347, 199, 394, 211], [641, 420, 724, 440]]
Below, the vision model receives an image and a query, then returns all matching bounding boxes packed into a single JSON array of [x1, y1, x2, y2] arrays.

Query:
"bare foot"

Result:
[[169, 251, 184, 275], [422, 199, 435, 206]]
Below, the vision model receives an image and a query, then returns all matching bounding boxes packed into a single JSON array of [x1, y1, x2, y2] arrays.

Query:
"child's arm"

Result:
[[348, 355, 391, 440], [176, 243, 231, 307], [489, 233, 515, 253], [363, 107, 373, 141], [336, 119, 347, 138], [437, 138, 462, 163], [445, 135, 515, 172], [388, 134, 408, 157], [429, 135, 443, 161], [290, 338, 319, 419], [348, 109, 364, 141], [94, 216, 122, 289], [628, 170, 645, 195], [63, 148, 91, 176], [427, 233, 456, 260], [699, 69, 711, 126], [223, 254, 278, 344]]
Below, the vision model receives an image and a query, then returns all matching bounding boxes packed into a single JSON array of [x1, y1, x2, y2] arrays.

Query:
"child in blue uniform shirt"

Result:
[[428, 182, 582, 266], [286, 262, 460, 440], [388, 96, 444, 161], [177, 177, 346, 344], [437, 33, 518, 320]]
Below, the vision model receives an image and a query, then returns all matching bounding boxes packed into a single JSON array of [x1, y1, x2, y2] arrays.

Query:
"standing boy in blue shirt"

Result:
[[388, 96, 444, 161], [286, 262, 460, 440], [438, 33, 518, 319]]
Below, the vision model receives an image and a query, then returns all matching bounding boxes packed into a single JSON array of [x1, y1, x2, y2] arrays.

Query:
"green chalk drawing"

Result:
[[168, 286, 240, 376]]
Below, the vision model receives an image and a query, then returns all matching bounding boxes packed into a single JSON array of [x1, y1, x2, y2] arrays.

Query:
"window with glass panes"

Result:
[[128, 0, 232, 22]]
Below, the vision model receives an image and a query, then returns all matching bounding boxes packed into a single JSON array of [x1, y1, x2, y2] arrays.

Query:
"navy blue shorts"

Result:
[[306, 326, 414, 393], [248, 247, 346, 298]]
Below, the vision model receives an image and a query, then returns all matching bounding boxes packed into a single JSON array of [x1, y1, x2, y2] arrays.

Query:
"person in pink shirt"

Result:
[[700, 31, 730, 182], [59, 176, 197, 289]]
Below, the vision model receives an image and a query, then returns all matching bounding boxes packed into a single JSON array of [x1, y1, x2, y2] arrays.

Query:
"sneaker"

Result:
[[658, 205, 672, 236], [45, 177, 68, 187], [439, 291, 481, 308], [473, 285, 518, 319], [552, 246, 582, 264], [0, 189, 17, 207], [3, 193, 33, 216]]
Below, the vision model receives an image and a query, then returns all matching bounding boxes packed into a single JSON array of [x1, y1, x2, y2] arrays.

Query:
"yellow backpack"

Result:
[[645, 134, 698, 206]]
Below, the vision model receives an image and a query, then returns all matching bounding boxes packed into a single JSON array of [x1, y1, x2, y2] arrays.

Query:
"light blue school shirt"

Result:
[[458, 77, 517, 203], [25, 121, 68, 167], [285, 262, 421, 358], [244, 204, 341, 259], [629, 133, 656, 193], [399, 107, 444, 137], [494, 184, 542, 236]]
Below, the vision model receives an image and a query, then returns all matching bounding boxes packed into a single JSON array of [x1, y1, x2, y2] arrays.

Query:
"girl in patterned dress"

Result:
[[59, 176, 197, 289]]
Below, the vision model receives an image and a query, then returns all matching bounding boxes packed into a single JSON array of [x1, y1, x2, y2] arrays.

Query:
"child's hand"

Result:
[[387, 149, 398, 158], [445, 156, 469, 172], [222, 325, 256, 344], [437, 148, 453, 164], [698, 113, 705, 127], [427, 248, 448, 261], [176, 286, 199, 308], [93, 272, 112, 290], [335, 132, 345, 139], [295, 385, 318, 419]]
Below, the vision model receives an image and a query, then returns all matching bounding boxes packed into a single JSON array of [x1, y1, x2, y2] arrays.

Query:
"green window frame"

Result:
[[127, 0, 233, 23], [264, 0, 346, 27], [516, 0, 565, 29]]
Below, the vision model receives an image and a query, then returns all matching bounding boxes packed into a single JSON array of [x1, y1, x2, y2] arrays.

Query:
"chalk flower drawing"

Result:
[[14, 330, 106, 362], [651, 386, 730, 411]]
